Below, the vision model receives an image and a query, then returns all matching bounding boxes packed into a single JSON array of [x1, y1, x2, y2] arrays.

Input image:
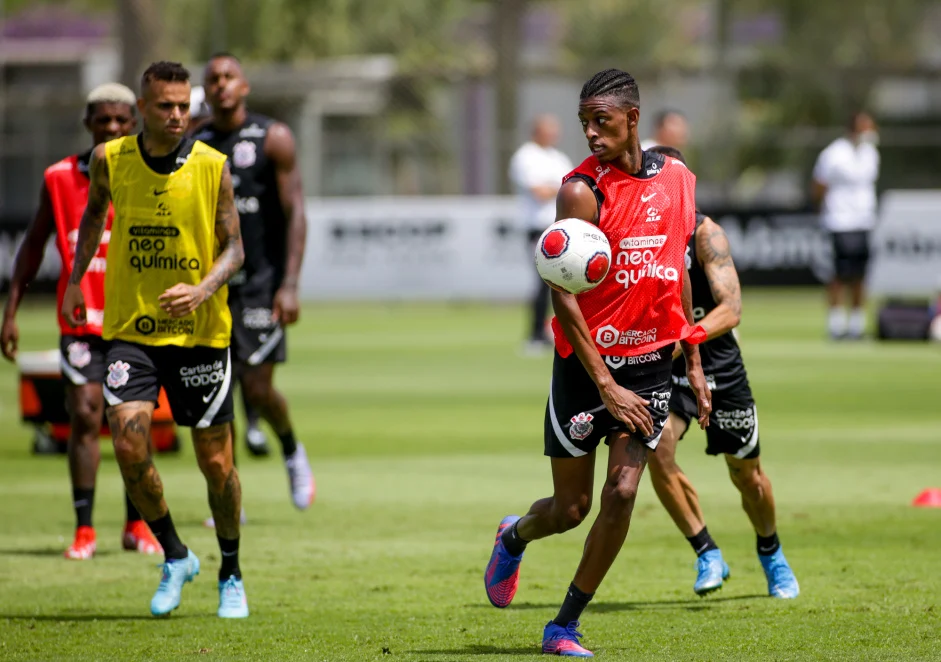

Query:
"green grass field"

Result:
[[0, 289, 939, 661]]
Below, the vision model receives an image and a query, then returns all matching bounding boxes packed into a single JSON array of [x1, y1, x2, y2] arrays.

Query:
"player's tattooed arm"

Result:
[[267, 123, 306, 324], [70, 144, 111, 284], [202, 163, 245, 299], [697, 217, 742, 340]]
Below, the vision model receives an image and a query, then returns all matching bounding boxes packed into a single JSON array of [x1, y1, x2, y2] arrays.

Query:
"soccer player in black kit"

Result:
[[194, 53, 315, 513], [645, 145, 799, 600]]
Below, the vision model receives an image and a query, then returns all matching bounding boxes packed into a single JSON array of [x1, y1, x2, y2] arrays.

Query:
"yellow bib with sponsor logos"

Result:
[[102, 135, 231, 348]]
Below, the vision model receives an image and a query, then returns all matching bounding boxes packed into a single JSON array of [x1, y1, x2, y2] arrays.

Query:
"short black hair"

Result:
[[141, 61, 190, 91], [579, 68, 640, 109], [653, 108, 685, 129], [208, 51, 241, 64], [647, 145, 686, 164]]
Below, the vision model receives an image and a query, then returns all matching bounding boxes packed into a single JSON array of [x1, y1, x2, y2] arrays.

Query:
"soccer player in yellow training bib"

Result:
[[61, 61, 248, 619]]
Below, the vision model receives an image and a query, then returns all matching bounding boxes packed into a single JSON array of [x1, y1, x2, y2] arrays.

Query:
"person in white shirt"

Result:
[[640, 109, 689, 152], [509, 115, 573, 351], [812, 112, 880, 340]]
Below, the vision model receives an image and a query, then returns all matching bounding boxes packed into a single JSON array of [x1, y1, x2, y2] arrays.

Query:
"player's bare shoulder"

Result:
[[264, 122, 297, 163], [695, 216, 732, 267], [556, 177, 600, 225]]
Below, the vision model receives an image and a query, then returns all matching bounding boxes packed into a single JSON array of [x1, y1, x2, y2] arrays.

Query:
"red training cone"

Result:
[[912, 488, 941, 508]]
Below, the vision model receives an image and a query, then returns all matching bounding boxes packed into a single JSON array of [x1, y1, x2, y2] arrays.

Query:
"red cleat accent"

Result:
[[65, 526, 96, 560], [123, 520, 162, 555]]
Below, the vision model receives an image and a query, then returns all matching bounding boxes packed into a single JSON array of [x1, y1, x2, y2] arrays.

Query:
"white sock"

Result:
[[848, 308, 865, 336], [828, 308, 847, 337]]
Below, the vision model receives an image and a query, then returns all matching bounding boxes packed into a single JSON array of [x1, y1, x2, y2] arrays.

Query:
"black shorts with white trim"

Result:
[[544, 346, 673, 457], [102, 339, 234, 428], [59, 334, 110, 386], [229, 289, 287, 366], [670, 377, 760, 459]]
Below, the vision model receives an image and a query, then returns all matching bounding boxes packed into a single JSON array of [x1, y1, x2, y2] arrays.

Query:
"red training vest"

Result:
[[552, 153, 705, 358], [45, 154, 113, 336]]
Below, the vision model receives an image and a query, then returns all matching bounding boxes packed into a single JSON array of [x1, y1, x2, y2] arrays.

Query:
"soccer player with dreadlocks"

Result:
[[483, 69, 712, 657]]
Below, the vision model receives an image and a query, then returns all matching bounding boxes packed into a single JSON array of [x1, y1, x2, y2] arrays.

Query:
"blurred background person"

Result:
[[812, 111, 880, 340], [641, 108, 689, 151], [509, 114, 572, 354]]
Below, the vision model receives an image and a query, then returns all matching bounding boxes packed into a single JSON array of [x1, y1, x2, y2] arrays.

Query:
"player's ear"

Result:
[[136, 97, 146, 116], [627, 107, 640, 128]]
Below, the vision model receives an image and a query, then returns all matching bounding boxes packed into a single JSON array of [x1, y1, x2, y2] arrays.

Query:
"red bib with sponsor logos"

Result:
[[45, 153, 113, 337], [552, 152, 703, 358]]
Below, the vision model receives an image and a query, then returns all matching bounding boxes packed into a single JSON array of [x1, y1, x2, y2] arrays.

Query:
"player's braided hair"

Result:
[[141, 61, 190, 92], [579, 68, 640, 109]]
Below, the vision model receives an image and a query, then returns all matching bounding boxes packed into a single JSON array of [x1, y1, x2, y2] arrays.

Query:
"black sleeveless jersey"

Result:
[[673, 212, 748, 392], [193, 113, 287, 297]]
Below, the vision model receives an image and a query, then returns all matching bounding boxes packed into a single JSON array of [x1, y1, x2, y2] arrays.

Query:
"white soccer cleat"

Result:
[[285, 443, 316, 510]]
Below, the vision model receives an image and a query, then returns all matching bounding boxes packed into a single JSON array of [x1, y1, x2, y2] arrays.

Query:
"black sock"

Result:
[[73, 487, 95, 528], [147, 512, 188, 561], [125, 492, 142, 523], [218, 536, 241, 580], [279, 430, 298, 457], [686, 526, 719, 557], [553, 583, 594, 627], [757, 532, 780, 557], [500, 520, 529, 557]]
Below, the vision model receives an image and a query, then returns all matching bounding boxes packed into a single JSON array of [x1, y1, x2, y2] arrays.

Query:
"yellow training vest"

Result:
[[102, 136, 232, 348]]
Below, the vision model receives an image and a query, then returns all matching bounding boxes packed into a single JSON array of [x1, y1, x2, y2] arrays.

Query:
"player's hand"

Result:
[[1, 315, 18, 362], [272, 285, 299, 326], [685, 363, 712, 429], [61, 283, 87, 327], [671, 341, 682, 359], [158, 283, 206, 318], [600, 383, 654, 438]]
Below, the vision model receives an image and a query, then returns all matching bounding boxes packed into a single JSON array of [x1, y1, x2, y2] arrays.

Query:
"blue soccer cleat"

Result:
[[760, 548, 799, 599], [694, 548, 731, 596], [542, 621, 594, 657], [484, 515, 523, 608], [150, 550, 200, 616], [218, 575, 250, 618]]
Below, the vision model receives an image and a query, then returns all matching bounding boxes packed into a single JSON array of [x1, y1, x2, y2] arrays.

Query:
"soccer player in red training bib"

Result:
[[483, 69, 713, 658], [1, 84, 162, 560]]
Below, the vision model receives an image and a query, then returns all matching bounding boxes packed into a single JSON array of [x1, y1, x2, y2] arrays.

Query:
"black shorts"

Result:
[[831, 230, 870, 281], [544, 347, 673, 457], [102, 339, 234, 428], [670, 378, 760, 459], [229, 291, 286, 366], [59, 334, 110, 386]]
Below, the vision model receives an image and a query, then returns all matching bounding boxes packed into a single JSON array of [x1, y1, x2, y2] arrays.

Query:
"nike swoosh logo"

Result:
[[153, 188, 169, 196], [202, 387, 219, 403], [641, 192, 656, 202]]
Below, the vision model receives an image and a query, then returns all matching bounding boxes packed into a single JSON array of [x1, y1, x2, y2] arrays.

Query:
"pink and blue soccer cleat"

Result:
[[542, 621, 594, 657], [484, 515, 523, 608]]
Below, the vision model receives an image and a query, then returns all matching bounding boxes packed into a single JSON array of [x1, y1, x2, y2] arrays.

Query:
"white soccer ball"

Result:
[[535, 218, 612, 295]]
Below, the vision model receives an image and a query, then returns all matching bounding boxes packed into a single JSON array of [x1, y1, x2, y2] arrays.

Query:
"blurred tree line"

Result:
[[7, 0, 939, 195]]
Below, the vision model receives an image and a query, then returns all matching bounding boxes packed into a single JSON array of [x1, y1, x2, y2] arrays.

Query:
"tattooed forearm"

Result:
[[198, 164, 244, 299], [70, 148, 111, 284], [679, 267, 701, 363], [207, 467, 242, 539], [696, 218, 742, 339]]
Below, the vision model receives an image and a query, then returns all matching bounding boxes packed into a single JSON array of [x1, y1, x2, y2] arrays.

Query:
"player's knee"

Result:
[[242, 376, 271, 408], [603, 473, 639, 509], [553, 496, 591, 532], [198, 452, 230, 488], [112, 436, 144, 466], [731, 465, 764, 501], [69, 399, 101, 436]]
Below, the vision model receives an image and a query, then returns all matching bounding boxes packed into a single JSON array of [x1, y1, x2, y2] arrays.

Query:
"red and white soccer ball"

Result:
[[535, 218, 612, 295]]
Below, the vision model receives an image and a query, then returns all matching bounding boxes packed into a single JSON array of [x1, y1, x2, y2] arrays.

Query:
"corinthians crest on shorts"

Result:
[[569, 412, 594, 441], [106, 361, 131, 389], [66, 341, 92, 368]]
